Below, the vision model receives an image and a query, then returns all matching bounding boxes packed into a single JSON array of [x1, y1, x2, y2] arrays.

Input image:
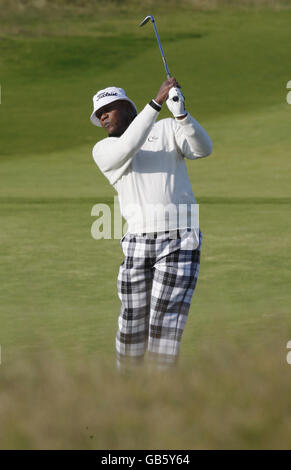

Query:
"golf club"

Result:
[[139, 15, 179, 101]]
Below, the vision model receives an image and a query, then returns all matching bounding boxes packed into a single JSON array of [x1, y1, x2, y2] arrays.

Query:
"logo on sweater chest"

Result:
[[148, 135, 159, 142]]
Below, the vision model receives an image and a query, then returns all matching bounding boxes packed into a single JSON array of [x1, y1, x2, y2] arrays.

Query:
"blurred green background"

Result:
[[0, 0, 290, 450]]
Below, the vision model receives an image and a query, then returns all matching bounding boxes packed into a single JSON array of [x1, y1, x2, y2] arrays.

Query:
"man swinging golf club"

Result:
[[90, 16, 212, 370], [90, 77, 212, 371]]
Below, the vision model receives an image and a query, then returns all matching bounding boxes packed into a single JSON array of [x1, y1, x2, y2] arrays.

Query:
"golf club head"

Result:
[[139, 15, 154, 27]]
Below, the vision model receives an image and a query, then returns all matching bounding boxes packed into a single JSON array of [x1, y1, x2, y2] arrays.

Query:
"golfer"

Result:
[[90, 77, 212, 370]]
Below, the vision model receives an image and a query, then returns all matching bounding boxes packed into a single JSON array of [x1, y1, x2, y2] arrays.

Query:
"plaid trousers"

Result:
[[116, 228, 202, 370]]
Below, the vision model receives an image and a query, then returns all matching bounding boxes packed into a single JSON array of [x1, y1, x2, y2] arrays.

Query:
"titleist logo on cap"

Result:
[[96, 92, 118, 101]]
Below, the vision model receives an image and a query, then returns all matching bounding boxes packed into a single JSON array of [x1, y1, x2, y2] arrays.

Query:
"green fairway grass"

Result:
[[0, 0, 291, 449]]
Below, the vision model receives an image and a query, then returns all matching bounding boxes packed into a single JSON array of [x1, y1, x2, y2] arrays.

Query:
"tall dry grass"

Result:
[[0, 0, 290, 13], [1, 330, 290, 449]]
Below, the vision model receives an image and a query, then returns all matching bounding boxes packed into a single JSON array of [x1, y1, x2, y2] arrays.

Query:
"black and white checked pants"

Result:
[[116, 228, 202, 369]]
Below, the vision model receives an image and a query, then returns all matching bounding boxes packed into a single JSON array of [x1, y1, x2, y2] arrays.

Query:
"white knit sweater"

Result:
[[92, 104, 212, 233]]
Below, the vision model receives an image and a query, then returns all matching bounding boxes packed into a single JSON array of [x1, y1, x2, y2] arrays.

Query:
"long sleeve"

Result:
[[173, 112, 213, 160], [92, 104, 159, 185]]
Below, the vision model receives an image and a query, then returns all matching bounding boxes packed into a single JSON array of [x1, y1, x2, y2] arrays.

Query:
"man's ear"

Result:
[[129, 104, 137, 118]]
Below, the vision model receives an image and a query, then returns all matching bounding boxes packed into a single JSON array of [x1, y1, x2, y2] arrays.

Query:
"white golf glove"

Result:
[[166, 87, 187, 118]]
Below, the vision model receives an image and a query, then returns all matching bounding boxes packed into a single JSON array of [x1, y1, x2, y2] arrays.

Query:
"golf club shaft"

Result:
[[151, 18, 171, 79]]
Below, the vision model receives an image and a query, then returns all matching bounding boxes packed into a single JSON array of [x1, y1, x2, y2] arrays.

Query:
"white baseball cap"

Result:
[[90, 86, 137, 127]]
